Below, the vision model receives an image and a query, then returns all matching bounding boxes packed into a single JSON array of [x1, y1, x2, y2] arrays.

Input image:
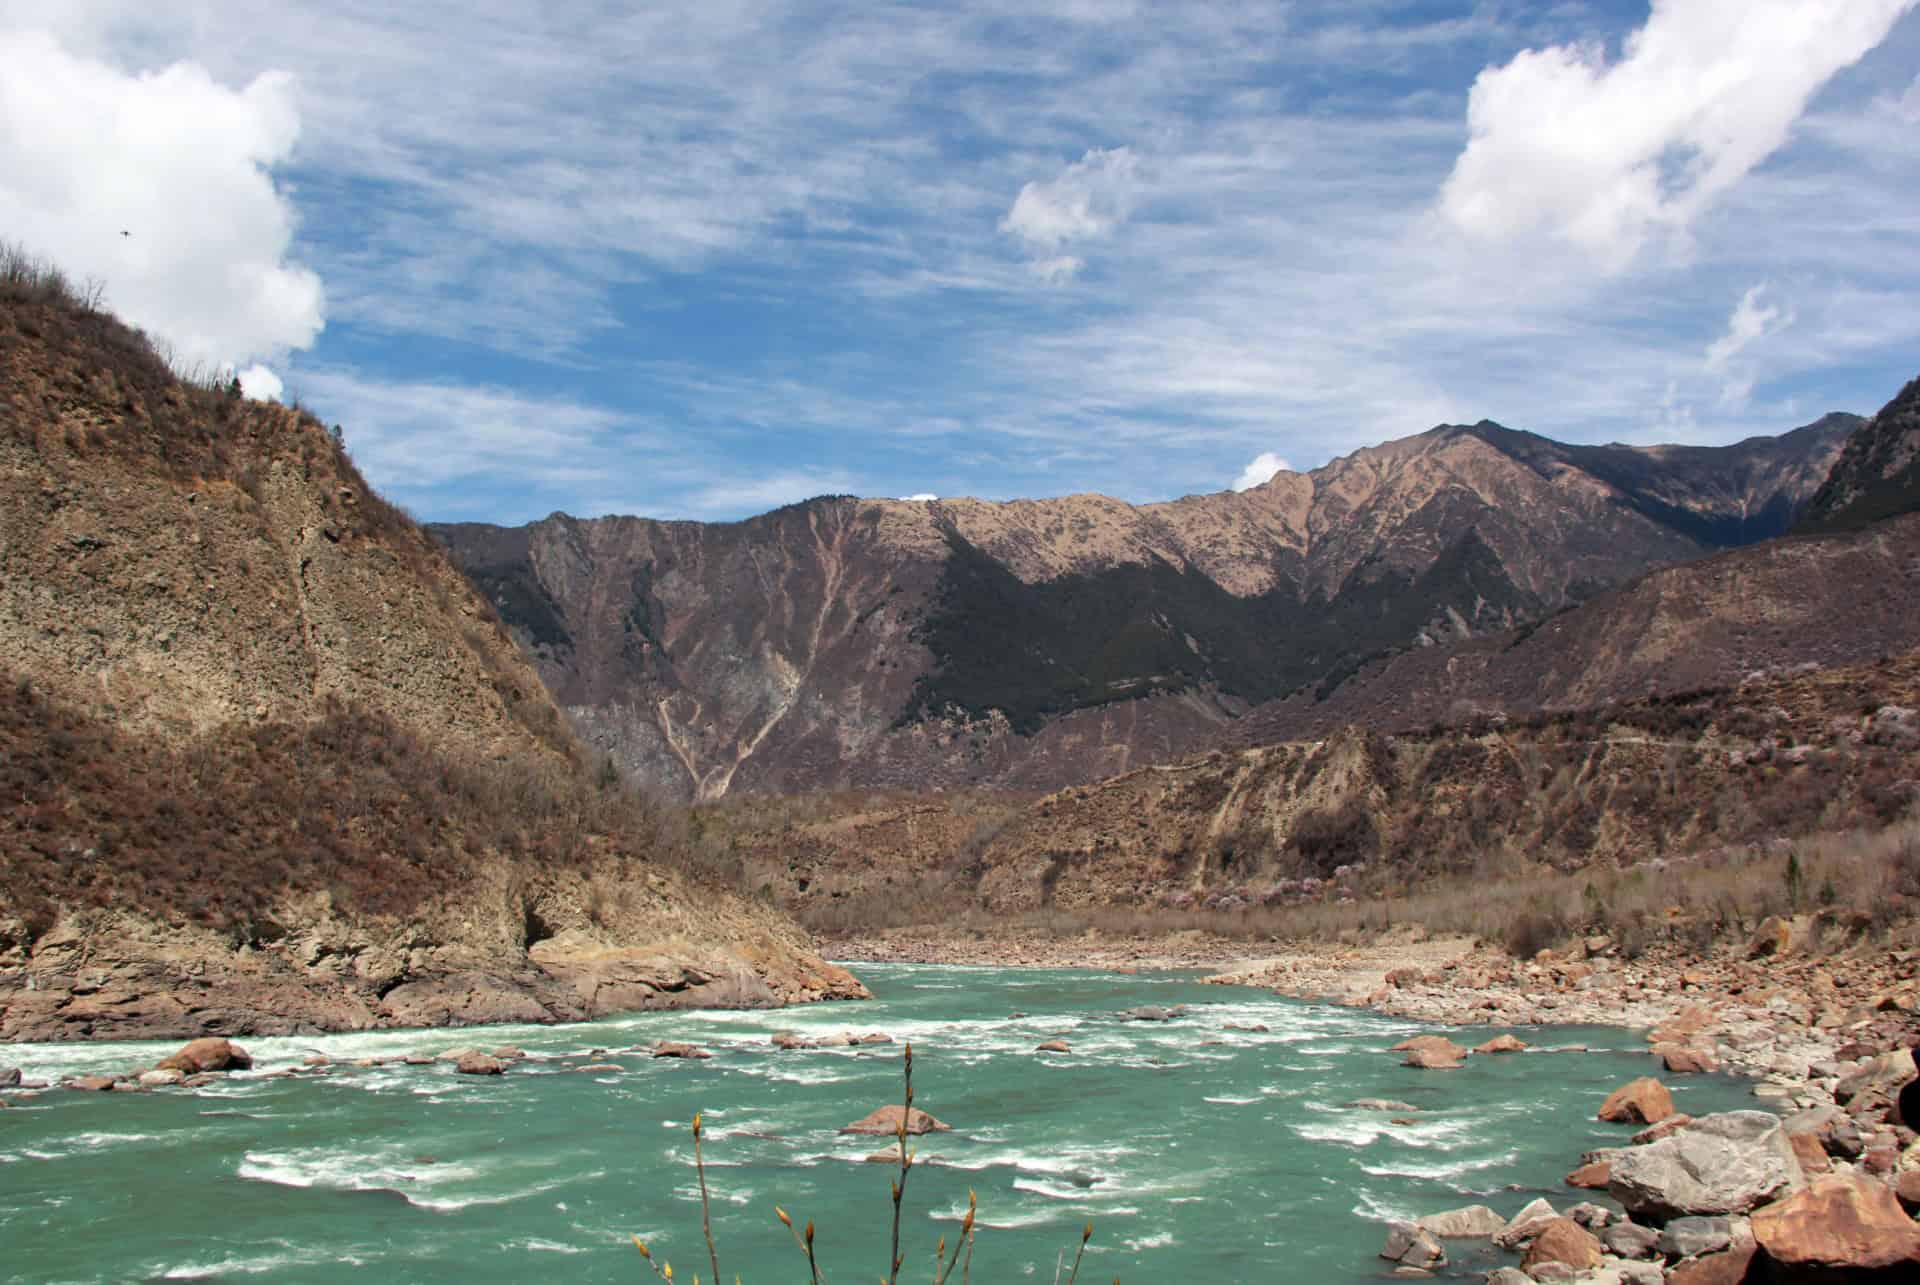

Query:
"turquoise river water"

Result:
[[0, 965, 1767, 1283]]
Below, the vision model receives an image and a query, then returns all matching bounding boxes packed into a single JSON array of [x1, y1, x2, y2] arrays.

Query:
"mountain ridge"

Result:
[[432, 408, 1855, 801]]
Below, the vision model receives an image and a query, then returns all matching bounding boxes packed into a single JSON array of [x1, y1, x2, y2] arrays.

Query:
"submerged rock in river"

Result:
[[156, 1037, 252, 1073], [840, 1105, 950, 1136]]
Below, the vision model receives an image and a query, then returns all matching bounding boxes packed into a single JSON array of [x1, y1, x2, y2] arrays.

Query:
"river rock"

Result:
[[0, 1066, 19, 1087], [1631, 1114, 1693, 1145], [1377, 1221, 1445, 1270], [1492, 1197, 1558, 1248], [1415, 1205, 1504, 1238], [1598, 1076, 1674, 1124], [1122, 1006, 1180, 1022], [770, 1031, 813, 1050], [1664, 1244, 1756, 1285], [855, 1032, 893, 1045], [1475, 1033, 1526, 1054], [1484, 1271, 1530, 1285], [1835, 1047, 1915, 1105], [574, 1063, 624, 1073], [1658, 1215, 1735, 1259], [155, 1037, 252, 1073], [1567, 1159, 1611, 1188], [1397, 1035, 1467, 1069], [1748, 915, 1794, 958], [136, 1068, 186, 1088], [1347, 1099, 1417, 1112], [1608, 1111, 1802, 1222], [1657, 1044, 1718, 1074], [649, 1041, 712, 1059], [454, 1052, 504, 1075], [490, 1046, 526, 1061], [1519, 1218, 1602, 1274], [840, 1105, 950, 1136], [1601, 1220, 1660, 1259], [66, 1075, 117, 1091], [1749, 1171, 1920, 1272], [864, 1148, 903, 1164], [1035, 1040, 1071, 1054]]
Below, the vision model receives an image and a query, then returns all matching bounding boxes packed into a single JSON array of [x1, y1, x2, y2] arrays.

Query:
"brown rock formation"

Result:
[[1750, 1173, 1920, 1272], [0, 275, 865, 1042], [839, 1105, 950, 1136]]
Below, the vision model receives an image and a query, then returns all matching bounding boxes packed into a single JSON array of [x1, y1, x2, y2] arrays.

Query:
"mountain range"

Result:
[[432, 414, 1856, 801]]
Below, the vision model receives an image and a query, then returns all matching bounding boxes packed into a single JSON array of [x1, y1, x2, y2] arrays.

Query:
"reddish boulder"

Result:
[[454, 1052, 504, 1075], [1665, 1244, 1756, 1285], [1518, 1218, 1602, 1274], [839, 1105, 950, 1136], [1035, 1040, 1071, 1054], [1397, 1035, 1467, 1069], [649, 1041, 712, 1059], [1599, 1077, 1674, 1125], [1566, 1160, 1611, 1189], [1475, 1034, 1527, 1054], [155, 1038, 252, 1074], [1659, 1044, 1719, 1074], [1750, 1173, 1920, 1272]]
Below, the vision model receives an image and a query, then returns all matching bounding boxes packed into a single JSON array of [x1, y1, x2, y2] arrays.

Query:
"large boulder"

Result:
[[1493, 1197, 1559, 1249], [136, 1068, 186, 1088], [1609, 1111, 1804, 1222], [1658, 1216, 1735, 1259], [649, 1041, 712, 1059], [1416, 1205, 1505, 1238], [1750, 1172, 1920, 1273], [454, 1052, 505, 1075], [1598, 1076, 1674, 1124], [0, 1066, 20, 1087], [155, 1038, 252, 1073], [1378, 1221, 1446, 1270], [840, 1105, 950, 1136], [1835, 1047, 1916, 1105], [1475, 1034, 1527, 1054], [1602, 1220, 1661, 1259], [1519, 1218, 1602, 1274]]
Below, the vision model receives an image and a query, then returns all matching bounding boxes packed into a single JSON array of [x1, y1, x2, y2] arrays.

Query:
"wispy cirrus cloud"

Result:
[[4, 1, 1918, 521]]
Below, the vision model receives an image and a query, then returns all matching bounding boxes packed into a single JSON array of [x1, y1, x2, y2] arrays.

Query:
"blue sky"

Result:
[[3, 1, 1918, 523]]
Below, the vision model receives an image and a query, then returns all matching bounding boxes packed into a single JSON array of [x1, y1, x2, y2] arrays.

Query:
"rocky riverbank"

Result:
[[832, 920, 1920, 1279]]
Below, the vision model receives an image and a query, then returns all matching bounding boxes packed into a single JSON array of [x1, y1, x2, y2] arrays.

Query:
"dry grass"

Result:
[[804, 819, 1920, 961]]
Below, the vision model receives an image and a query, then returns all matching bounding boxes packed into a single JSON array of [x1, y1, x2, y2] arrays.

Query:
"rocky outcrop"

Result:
[[0, 283, 866, 1042], [432, 414, 1853, 801], [1799, 374, 1920, 531]]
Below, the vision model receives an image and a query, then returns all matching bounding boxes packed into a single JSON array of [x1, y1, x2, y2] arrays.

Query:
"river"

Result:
[[0, 964, 1766, 1282]]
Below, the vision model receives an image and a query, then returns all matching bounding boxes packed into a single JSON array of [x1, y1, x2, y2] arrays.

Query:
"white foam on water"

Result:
[[1123, 1231, 1175, 1251], [927, 1202, 1058, 1230], [1360, 1150, 1519, 1181], [507, 1238, 589, 1255], [1201, 1095, 1261, 1106], [158, 1245, 335, 1279], [1351, 1187, 1418, 1223], [1012, 1177, 1102, 1202], [237, 1146, 485, 1193]]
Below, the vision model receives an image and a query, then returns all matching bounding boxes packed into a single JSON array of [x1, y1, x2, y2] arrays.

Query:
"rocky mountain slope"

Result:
[[0, 264, 863, 1041], [432, 417, 1852, 800], [730, 646, 1920, 923], [1797, 373, 1920, 531]]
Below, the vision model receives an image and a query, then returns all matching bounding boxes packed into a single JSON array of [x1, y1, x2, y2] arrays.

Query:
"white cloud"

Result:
[[236, 363, 283, 402], [900, 492, 938, 502], [1231, 451, 1292, 492], [1002, 146, 1138, 279], [1702, 284, 1792, 409], [0, 27, 323, 367], [1704, 285, 1790, 372], [683, 471, 861, 518], [1438, 0, 1917, 271]]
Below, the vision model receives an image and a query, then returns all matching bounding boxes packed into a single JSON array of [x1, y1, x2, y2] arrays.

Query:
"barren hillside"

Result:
[[0, 265, 863, 1041]]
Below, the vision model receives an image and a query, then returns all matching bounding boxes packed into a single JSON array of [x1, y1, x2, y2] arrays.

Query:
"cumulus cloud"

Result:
[[235, 363, 283, 402], [1002, 146, 1138, 281], [900, 492, 938, 502], [1438, 0, 1917, 270], [0, 28, 323, 367], [1231, 451, 1293, 492]]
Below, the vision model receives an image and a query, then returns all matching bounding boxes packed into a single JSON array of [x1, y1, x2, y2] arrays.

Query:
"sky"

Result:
[[1, 1, 1917, 524]]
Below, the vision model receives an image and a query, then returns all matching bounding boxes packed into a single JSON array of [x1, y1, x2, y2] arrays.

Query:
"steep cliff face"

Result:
[[433, 416, 1851, 800], [0, 281, 863, 1041], [1798, 376, 1920, 531]]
